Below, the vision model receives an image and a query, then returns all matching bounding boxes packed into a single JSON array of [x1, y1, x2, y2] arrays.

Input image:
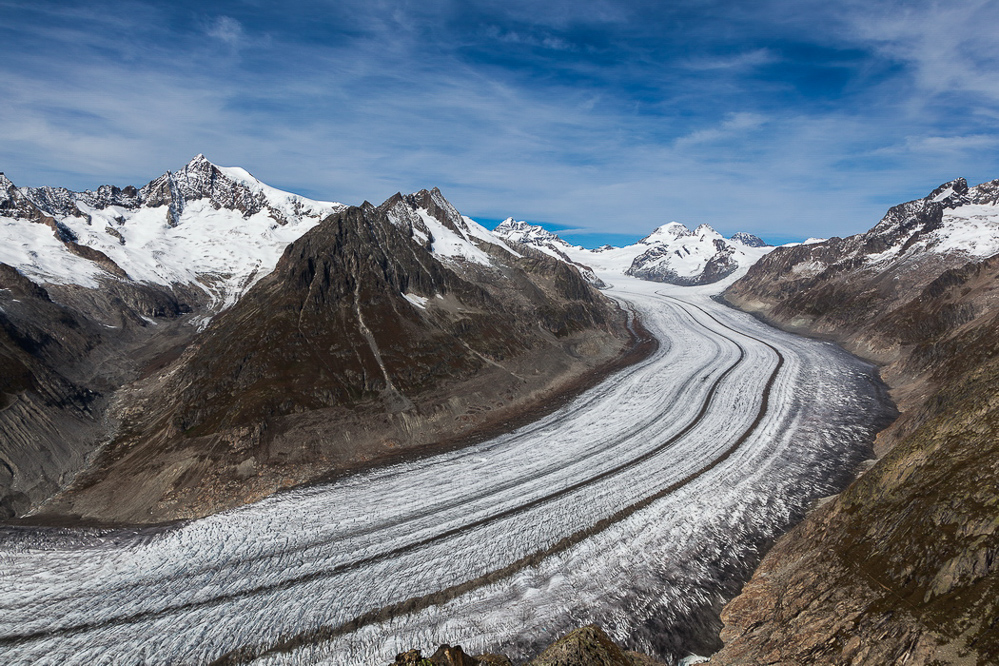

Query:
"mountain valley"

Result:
[[2, 161, 999, 666]]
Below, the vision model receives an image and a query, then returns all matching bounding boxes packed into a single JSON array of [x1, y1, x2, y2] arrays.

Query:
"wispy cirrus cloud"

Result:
[[207, 16, 245, 48]]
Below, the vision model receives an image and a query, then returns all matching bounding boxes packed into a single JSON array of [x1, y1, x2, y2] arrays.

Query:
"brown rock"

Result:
[[527, 625, 634, 666]]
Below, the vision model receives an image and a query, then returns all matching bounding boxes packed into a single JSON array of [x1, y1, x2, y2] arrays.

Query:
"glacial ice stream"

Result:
[[0, 277, 895, 665]]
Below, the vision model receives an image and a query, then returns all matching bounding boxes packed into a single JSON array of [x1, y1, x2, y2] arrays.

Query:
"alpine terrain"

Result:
[[0, 156, 636, 523], [0, 158, 901, 666]]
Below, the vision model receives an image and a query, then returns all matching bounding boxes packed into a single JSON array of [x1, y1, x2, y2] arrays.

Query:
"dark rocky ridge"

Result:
[[31, 191, 637, 524], [713, 179, 999, 664], [388, 626, 666, 666]]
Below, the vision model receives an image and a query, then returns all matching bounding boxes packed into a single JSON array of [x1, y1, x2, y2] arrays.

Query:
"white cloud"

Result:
[[684, 48, 777, 71], [673, 112, 768, 148], [207, 16, 245, 48], [835, 0, 999, 102]]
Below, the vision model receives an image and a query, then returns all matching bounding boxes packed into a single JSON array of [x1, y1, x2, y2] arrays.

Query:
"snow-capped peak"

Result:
[[495, 217, 774, 286], [730, 232, 769, 248], [494, 219, 572, 248], [0, 161, 344, 316], [694, 223, 721, 238], [380, 189, 524, 267], [640, 222, 693, 244]]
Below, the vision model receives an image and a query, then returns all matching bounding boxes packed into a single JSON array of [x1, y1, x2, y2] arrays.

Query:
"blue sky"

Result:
[[3, 0, 999, 245]]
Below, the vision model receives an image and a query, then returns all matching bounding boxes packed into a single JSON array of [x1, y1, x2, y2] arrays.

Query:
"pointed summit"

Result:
[[730, 232, 769, 247], [494, 218, 567, 247], [0, 172, 47, 221]]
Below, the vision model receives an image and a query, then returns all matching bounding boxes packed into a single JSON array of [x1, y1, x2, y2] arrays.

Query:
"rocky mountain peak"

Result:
[[130, 155, 339, 228], [730, 232, 769, 247], [968, 177, 999, 205], [865, 178, 980, 250], [493, 219, 567, 246], [0, 173, 45, 221], [401, 187, 467, 236], [926, 177, 970, 208], [694, 223, 722, 238]]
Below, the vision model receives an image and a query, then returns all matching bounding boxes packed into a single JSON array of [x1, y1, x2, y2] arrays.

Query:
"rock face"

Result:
[[388, 644, 509, 666], [713, 179, 999, 665], [526, 625, 666, 666], [23, 187, 635, 524], [493, 219, 771, 286]]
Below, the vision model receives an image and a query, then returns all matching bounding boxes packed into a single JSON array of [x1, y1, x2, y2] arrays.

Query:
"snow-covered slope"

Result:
[[861, 178, 999, 265], [381, 188, 521, 268], [746, 178, 999, 286], [0, 156, 343, 310], [494, 218, 772, 286]]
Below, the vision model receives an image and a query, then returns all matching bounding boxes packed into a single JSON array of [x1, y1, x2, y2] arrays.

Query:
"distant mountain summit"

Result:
[[493, 218, 771, 286], [727, 176, 999, 327]]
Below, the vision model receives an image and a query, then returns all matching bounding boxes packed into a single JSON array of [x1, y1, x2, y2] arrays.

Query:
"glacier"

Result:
[[0, 276, 894, 665]]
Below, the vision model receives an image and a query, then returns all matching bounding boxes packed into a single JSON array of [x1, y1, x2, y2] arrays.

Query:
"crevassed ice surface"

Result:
[[0, 277, 894, 666]]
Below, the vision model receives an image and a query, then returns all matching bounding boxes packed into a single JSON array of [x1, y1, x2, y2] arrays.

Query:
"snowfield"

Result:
[[0, 276, 892, 665]]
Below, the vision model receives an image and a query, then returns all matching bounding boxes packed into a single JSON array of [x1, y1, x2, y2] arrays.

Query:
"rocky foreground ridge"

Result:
[[0, 158, 639, 523], [386, 626, 668, 666], [713, 178, 999, 664]]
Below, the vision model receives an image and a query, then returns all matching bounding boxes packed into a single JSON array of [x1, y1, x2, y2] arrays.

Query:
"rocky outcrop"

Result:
[[390, 626, 667, 666], [526, 625, 667, 666], [728, 232, 767, 248], [389, 645, 512, 666], [713, 179, 999, 664]]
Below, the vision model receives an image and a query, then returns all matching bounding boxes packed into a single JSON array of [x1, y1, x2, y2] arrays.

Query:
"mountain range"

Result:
[[492, 218, 770, 286], [0, 157, 641, 522]]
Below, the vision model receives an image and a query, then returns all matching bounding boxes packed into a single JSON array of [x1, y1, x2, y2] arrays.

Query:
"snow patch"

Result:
[[418, 210, 493, 266], [402, 292, 429, 309], [932, 186, 955, 203]]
